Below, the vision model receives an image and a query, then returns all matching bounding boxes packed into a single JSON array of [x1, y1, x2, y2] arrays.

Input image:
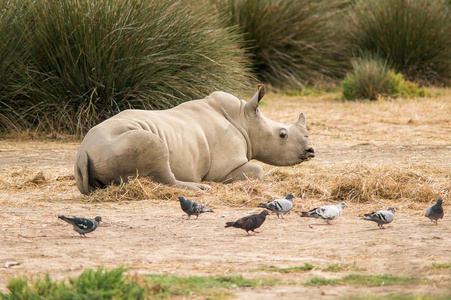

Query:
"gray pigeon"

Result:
[[177, 196, 214, 219], [300, 202, 347, 225], [58, 215, 102, 237], [225, 210, 269, 235], [425, 198, 444, 225], [361, 207, 395, 229], [258, 194, 294, 218]]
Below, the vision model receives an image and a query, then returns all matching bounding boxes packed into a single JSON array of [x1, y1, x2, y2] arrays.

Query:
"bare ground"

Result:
[[0, 92, 450, 298]]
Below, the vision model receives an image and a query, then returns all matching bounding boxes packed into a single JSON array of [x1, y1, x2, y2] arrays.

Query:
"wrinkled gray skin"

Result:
[[74, 85, 315, 195]]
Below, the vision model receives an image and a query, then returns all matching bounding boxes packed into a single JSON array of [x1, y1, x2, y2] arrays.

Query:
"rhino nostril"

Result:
[[306, 147, 315, 157]]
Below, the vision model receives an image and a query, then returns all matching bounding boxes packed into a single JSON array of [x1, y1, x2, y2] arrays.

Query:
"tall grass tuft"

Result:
[[0, 0, 34, 131], [341, 55, 410, 100], [212, 0, 351, 90], [0, 0, 253, 134], [345, 0, 451, 85]]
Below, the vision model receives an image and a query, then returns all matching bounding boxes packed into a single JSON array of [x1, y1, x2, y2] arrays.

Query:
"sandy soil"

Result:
[[1, 94, 450, 298]]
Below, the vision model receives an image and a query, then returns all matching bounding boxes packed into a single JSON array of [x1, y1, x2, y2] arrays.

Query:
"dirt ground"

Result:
[[0, 93, 450, 298]]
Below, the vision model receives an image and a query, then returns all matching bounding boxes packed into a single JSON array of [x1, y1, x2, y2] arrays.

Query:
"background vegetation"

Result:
[[345, 0, 451, 86], [0, 0, 450, 134], [211, 0, 351, 90], [341, 54, 426, 100], [0, 0, 253, 134]]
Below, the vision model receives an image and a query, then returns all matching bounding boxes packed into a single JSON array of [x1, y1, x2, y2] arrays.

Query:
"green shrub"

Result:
[[0, 0, 253, 134], [341, 55, 425, 100], [211, 0, 351, 90], [345, 0, 451, 85], [1, 266, 147, 299]]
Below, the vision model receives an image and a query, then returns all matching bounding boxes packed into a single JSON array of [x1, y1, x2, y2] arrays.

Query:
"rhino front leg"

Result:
[[222, 161, 264, 183], [174, 180, 211, 191]]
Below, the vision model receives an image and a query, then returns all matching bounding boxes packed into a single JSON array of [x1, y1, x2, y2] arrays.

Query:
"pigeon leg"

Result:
[[326, 220, 332, 225]]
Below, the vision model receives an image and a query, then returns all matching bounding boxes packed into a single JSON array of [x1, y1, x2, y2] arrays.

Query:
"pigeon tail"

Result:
[[58, 215, 75, 225]]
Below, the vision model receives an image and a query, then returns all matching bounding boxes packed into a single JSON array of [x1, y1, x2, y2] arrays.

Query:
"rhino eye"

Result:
[[279, 130, 288, 139]]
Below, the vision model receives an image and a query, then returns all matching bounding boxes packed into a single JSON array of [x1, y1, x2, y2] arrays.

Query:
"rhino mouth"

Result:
[[304, 147, 315, 160]]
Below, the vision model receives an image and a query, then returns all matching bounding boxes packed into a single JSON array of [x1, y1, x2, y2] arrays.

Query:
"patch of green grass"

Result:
[[432, 262, 451, 269], [304, 274, 428, 286], [342, 296, 451, 300], [0, 266, 147, 300], [321, 263, 366, 272], [146, 274, 281, 299], [252, 262, 366, 273], [252, 263, 315, 273], [304, 277, 340, 286], [0, 267, 283, 300]]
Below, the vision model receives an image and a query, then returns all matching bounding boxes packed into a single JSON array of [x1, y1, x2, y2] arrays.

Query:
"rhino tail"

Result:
[[74, 151, 91, 195]]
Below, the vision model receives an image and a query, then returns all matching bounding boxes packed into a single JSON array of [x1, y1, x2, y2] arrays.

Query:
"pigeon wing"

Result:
[[277, 199, 293, 213], [236, 215, 257, 231], [74, 218, 95, 231], [316, 206, 339, 220], [363, 210, 394, 224]]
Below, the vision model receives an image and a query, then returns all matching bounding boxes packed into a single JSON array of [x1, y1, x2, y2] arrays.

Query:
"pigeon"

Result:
[[177, 196, 214, 219], [300, 202, 347, 225], [58, 215, 102, 237], [225, 210, 269, 235], [257, 194, 294, 218], [425, 198, 444, 225], [361, 207, 395, 229]]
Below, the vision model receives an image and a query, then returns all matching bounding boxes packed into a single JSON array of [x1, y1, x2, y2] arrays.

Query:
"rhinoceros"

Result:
[[74, 85, 314, 194]]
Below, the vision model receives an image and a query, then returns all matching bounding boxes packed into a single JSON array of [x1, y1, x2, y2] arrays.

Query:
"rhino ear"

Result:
[[296, 113, 306, 126], [245, 84, 266, 113]]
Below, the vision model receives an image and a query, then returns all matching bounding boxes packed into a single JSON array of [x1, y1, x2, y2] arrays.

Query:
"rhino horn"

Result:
[[295, 113, 306, 127], [245, 84, 266, 113]]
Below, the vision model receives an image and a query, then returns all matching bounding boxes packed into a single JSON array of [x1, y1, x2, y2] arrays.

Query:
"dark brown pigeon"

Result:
[[225, 210, 269, 235]]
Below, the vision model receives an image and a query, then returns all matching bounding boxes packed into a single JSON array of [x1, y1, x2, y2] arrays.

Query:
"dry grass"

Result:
[[80, 177, 199, 203], [54, 161, 448, 208], [329, 165, 446, 203], [0, 168, 49, 190], [0, 88, 449, 211]]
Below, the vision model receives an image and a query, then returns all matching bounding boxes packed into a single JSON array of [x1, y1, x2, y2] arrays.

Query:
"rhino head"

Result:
[[244, 85, 315, 166]]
